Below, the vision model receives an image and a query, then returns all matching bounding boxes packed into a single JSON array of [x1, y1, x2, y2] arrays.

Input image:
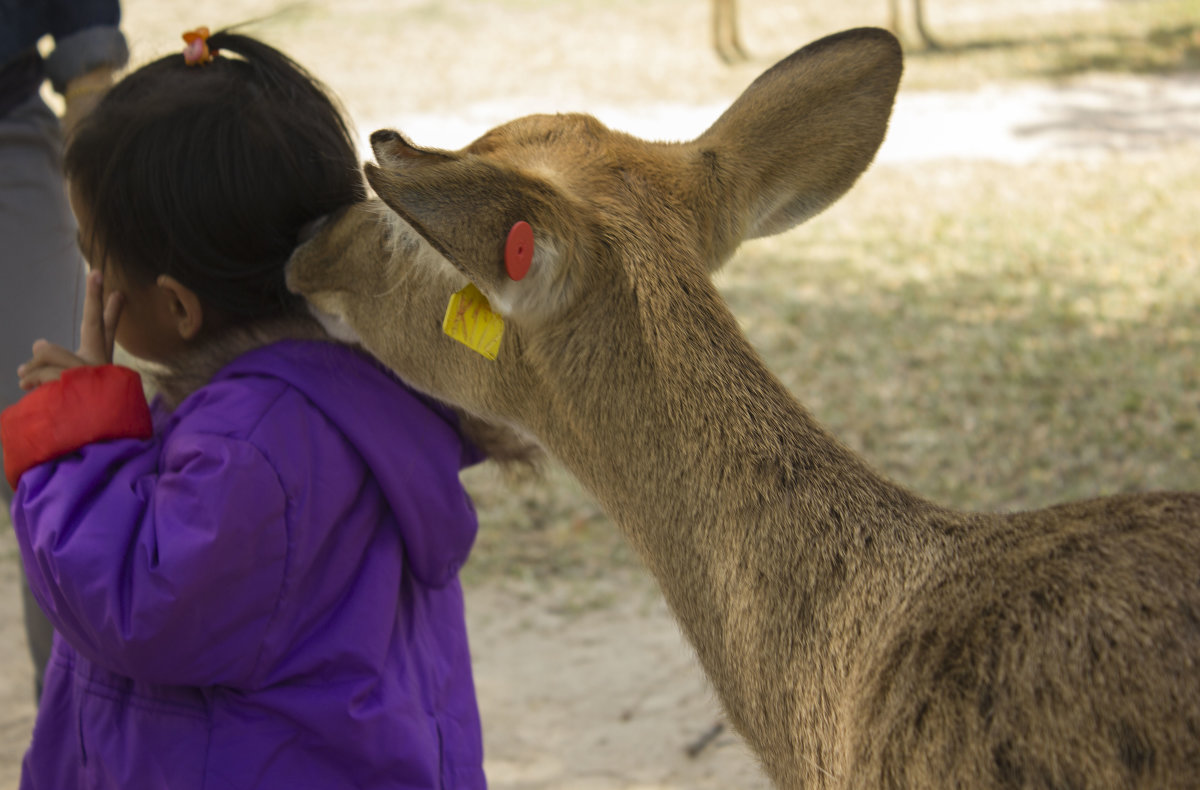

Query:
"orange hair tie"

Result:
[[182, 27, 218, 66]]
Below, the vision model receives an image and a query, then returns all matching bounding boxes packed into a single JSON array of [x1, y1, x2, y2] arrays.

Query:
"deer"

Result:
[[885, 0, 939, 50], [712, 0, 750, 64], [287, 27, 1200, 789], [713, 0, 939, 64]]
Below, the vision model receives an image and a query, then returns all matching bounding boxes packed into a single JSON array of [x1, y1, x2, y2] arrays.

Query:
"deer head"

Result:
[[287, 28, 902, 443]]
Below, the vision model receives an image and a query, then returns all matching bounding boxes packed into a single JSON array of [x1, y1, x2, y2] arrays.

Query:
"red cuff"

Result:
[[1, 365, 153, 489]]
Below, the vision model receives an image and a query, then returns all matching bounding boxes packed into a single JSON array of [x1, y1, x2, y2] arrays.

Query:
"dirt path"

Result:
[[347, 75, 1200, 175], [0, 531, 35, 788]]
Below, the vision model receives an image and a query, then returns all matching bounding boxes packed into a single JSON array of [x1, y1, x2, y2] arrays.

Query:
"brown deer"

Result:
[[712, 0, 750, 63], [887, 0, 939, 50], [287, 28, 1200, 789], [714, 0, 938, 63]]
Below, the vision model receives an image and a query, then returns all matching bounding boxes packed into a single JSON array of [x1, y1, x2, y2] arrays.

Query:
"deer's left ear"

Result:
[[476, 215, 576, 322], [366, 130, 585, 324], [691, 28, 902, 266]]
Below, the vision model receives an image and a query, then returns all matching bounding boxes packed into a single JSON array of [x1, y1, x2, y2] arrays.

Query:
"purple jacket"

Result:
[[7, 340, 487, 789]]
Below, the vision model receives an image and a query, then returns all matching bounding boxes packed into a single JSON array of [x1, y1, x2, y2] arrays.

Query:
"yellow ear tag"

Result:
[[443, 283, 504, 360]]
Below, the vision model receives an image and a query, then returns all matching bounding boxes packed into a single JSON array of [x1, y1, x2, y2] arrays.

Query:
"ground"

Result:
[[2, 0, 1198, 787]]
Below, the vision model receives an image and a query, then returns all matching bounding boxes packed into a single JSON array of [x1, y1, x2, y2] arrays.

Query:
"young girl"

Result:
[[2, 28, 490, 789]]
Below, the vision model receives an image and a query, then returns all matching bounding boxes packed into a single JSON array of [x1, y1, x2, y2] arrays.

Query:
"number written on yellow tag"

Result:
[[443, 283, 504, 361]]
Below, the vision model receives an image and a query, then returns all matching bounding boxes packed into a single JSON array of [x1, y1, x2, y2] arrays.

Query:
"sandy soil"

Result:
[[3, 1, 1198, 787]]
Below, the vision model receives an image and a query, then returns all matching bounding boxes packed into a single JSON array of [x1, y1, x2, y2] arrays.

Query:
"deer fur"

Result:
[[287, 28, 1200, 788]]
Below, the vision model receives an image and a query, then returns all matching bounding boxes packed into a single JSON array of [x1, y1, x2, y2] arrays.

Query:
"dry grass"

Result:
[[114, 0, 1200, 117], [890, 0, 1200, 88], [728, 156, 1199, 506]]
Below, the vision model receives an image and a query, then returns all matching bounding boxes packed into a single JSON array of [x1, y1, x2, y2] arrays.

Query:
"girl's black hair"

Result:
[[64, 31, 366, 327]]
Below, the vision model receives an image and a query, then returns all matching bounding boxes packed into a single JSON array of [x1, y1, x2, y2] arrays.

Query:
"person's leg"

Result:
[[0, 91, 85, 702]]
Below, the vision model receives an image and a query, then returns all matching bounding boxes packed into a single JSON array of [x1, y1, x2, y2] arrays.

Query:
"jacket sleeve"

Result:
[[2, 365, 152, 490], [4, 371, 290, 687]]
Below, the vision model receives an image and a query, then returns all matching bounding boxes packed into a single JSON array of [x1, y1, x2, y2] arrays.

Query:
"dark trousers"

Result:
[[1, 91, 85, 701]]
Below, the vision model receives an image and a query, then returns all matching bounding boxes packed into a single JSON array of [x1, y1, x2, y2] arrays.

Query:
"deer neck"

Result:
[[505, 260, 943, 741]]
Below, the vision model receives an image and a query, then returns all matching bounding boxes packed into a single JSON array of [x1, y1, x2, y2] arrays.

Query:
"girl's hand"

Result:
[[17, 270, 124, 391]]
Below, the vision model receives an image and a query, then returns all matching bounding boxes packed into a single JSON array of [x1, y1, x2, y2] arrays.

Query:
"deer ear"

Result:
[[693, 28, 902, 262], [366, 130, 581, 323]]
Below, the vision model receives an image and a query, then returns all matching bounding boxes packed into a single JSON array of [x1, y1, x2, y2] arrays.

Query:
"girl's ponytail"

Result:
[[64, 29, 365, 327]]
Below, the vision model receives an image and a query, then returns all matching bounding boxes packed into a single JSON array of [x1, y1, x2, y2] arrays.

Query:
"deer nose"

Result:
[[370, 129, 401, 146]]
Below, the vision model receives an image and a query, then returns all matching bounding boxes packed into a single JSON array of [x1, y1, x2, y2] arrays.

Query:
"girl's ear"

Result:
[[156, 275, 204, 340]]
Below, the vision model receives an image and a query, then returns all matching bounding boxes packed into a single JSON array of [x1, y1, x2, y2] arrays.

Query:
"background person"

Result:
[[0, 0, 129, 701]]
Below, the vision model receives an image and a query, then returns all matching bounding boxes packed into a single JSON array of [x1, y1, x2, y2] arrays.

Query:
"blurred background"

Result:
[[3, 1, 1198, 787]]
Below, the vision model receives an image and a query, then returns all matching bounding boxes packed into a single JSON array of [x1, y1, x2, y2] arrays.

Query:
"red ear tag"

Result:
[[505, 221, 534, 281]]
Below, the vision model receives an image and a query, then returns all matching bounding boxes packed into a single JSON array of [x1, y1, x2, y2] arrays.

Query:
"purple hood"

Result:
[[214, 341, 483, 588]]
